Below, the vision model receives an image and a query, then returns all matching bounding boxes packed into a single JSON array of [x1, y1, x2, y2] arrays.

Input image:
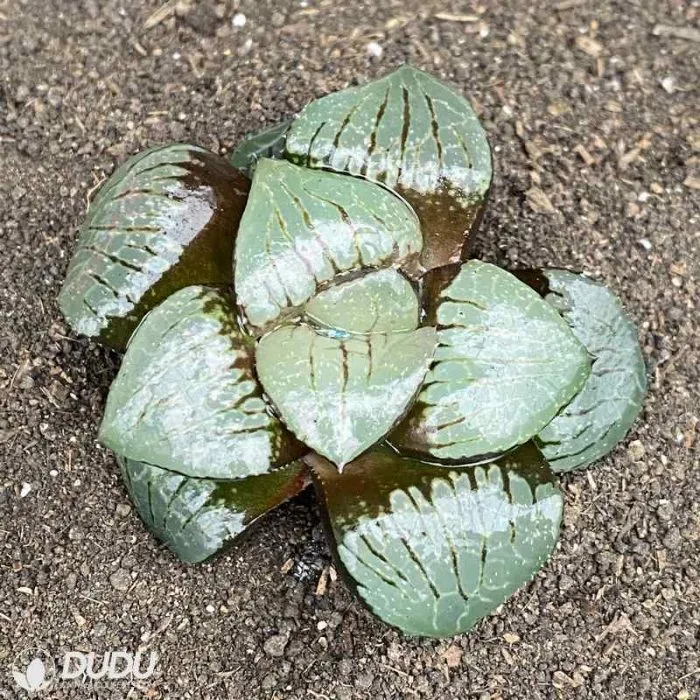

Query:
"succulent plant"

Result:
[[59, 65, 647, 639]]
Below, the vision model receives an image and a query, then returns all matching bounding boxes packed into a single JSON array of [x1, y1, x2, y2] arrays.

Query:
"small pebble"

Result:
[[109, 568, 131, 592], [19, 375, 34, 390], [121, 554, 137, 569], [115, 502, 131, 517], [663, 530, 682, 550], [559, 573, 576, 592], [263, 634, 288, 657], [656, 501, 674, 522], [355, 672, 374, 690], [366, 41, 383, 57], [261, 673, 277, 689], [232, 12, 246, 27], [660, 76, 676, 93], [442, 644, 462, 668], [627, 440, 645, 461]]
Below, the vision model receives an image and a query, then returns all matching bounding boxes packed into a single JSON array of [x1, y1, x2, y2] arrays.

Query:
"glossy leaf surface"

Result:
[[305, 268, 419, 333], [234, 158, 422, 330], [286, 64, 492, 270], [119, 456, 307, 564], [515, 269, 647, 472], [59, 143, 249, 350], [100, 286, 305, 480], [391, 261, 590, 462], [256, 324, 436, 468], [229, 120, 291, 177], [309, 443, 562, 637]]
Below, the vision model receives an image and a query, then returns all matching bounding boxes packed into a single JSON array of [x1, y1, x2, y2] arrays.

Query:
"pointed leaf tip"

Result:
[[256, 324, 436, 467], [229, 120, 291, 177]]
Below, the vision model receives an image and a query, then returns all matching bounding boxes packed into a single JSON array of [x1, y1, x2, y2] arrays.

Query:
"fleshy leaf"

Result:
[[305, 268, 419, 333], [100, 286, 305, 479], [391, 261, 591, 462], [233, 158, 422, 331], [119, 456, 307, 564], [229, 120, 291, 177], [59, 143, 249, 350], [308, 442, 563, 637], [286, 64, 492, 270], [256, 324, 436, 468], [514, 269, 647, 472]]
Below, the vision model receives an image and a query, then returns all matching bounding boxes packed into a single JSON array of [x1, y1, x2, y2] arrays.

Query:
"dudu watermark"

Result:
[[11, 647, 157, 693]]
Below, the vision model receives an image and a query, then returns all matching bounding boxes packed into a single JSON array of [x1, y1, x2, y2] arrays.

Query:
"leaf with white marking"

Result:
[[308, 442, 563, 637], [305, 268, 419, 333], [119, 456, 307, 563], [59, 143, 249, 350], [286, 64, 492, 270], [256, 324, 436, 467], [234, 158, 422, 331], [515, 269, 647, 472], [391, 261, 591, 462], [100, 286, 305, 479]]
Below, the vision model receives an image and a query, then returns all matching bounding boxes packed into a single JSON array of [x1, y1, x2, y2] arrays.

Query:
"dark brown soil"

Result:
[[1, 1, 698, 698]]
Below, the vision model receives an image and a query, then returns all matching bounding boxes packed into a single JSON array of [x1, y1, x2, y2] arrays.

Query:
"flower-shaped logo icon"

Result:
[[11, 648, 55, 692]]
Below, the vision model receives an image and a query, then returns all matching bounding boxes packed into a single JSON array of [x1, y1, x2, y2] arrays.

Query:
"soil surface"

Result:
[[1, 1, 698, 698]]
